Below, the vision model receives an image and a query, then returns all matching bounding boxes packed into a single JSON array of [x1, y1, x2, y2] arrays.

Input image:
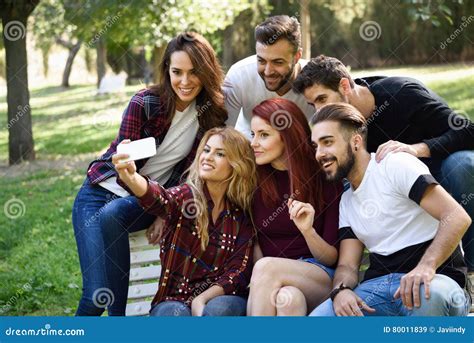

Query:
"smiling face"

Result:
[[198, 134, 233, 182], [250, 116, 286, 170], [303, 83, 348, 111], [256, 39, 299, 93], [169, 51, 203, 111], [311, 120, 355, 182]]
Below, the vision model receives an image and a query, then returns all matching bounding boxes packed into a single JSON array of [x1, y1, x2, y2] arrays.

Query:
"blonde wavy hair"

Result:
[[186, 127, 257, 250]]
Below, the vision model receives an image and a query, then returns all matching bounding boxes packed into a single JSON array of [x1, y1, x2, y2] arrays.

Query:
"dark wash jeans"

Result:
[[72, 178, 155, 315]]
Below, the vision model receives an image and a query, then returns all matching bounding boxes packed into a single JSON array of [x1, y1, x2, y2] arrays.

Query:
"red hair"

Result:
[[252, 98, 324, 211]]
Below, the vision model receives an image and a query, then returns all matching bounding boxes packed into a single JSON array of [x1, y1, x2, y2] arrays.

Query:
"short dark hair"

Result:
[[311, 103, 367, 146], [255, 15, 301, 53], [293, 55, 354, 94]]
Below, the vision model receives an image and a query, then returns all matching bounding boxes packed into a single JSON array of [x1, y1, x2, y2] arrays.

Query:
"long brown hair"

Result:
[[186, 127, 257, 250], [150, 32, 227, 130], [252, 98, 324, 212]]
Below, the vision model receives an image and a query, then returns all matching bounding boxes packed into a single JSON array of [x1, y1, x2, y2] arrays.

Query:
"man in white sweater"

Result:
[[223, 15, 315, 139]]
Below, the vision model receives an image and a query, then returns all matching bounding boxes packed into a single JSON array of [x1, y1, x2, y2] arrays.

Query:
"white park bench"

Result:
[[125, 230, 161, 316]]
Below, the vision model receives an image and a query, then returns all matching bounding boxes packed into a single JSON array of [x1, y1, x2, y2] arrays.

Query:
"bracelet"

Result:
[[329, 283, 352, 301]]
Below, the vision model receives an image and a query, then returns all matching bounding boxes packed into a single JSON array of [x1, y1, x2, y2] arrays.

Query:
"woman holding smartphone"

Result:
[[72, 32, 227, 316], [112, 127, 256, 316]]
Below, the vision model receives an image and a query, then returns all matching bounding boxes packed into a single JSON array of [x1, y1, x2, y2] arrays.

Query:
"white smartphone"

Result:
[[116, 137, 157, 162]]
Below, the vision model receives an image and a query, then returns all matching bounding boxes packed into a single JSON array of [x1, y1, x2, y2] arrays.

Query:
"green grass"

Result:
[[0, 84, 141, 161], [0, 64, 473, 316]]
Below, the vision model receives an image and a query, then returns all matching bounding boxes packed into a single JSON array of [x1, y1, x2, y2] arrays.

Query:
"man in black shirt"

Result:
[[293, 55, 474, 287]]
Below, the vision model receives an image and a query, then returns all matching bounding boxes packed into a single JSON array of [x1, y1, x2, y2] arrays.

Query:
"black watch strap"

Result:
[[329, 283, 352, 301]]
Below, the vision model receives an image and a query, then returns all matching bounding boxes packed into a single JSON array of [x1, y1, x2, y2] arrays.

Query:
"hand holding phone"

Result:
[[116, 137, 157, 162]]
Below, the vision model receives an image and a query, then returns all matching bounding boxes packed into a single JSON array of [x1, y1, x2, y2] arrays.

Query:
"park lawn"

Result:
[[0, 65, 473, 316]]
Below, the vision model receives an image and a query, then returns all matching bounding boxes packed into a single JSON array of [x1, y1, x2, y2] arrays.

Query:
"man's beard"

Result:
[[323, 143, 355, 182], [260, 62, 295, 92]]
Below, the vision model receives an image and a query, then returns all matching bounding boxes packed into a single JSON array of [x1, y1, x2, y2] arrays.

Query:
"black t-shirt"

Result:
[[356, 76, 474, 159]]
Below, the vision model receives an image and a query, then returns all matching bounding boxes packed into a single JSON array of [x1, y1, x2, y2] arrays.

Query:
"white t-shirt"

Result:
[[99, 101, 199, 197], [223, 55, 315, 139], [339, 152, 466, 286], [339, 152, 439, 256]]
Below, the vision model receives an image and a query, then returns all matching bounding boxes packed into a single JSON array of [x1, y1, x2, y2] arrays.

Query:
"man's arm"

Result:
[[375, 81, 474, 161], [395, 184, 471, 309], [332, 237, 364, 289], [330, 236, 375, 316]]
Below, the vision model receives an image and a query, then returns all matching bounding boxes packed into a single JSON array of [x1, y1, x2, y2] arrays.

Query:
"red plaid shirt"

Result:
[[138, 180, 254, 305], [86, 89, 203, 189]]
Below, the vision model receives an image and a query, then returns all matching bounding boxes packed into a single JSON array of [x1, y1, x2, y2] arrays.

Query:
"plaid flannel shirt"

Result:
[[138, 181, 254, 305]]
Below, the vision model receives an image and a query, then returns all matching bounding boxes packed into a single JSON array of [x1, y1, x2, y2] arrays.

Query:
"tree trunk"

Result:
[[152, 45, 166, 84], [300, 0, 311, 60], [222, 25, 233, 71], [2, 7, 37, 165], [59, 40, 82, 88], [96, 36, 107, 88]]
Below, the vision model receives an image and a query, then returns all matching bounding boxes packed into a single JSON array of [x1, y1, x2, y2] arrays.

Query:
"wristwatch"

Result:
[[329, 283, 352, 301]]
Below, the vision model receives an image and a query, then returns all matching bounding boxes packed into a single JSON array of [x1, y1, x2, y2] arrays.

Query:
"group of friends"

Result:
[[72, 15, 474, 317]]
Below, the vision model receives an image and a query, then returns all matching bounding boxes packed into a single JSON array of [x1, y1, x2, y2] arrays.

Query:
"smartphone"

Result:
[[116, 137, 157, 162]]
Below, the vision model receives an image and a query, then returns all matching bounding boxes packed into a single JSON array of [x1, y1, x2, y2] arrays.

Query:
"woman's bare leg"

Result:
[[247, 257, 332, 316], [275, 286, 307, 316]]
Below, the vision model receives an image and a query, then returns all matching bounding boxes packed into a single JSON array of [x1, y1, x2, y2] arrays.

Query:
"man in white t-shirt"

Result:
[[223, 15, 315, 139], [308, 103, 471, 316]]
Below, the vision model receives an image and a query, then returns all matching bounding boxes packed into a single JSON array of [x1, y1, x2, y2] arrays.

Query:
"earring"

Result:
[[355, 146, 358, 151]]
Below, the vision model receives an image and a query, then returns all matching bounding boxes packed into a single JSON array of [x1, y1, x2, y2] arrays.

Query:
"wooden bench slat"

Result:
[[130, 265, 162, 282], [129, 232, 152, 249], [126, 301, 152, 316], [130, 249, 160, 265], [128, 282, 159, 300]]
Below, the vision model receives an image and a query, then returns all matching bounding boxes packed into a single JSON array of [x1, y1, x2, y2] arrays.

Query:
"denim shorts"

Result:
[[299, 257, 335, 279]]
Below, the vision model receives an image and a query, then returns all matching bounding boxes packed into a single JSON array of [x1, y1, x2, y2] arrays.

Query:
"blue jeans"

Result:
[[299, 257, 336, 279], [72, 178, 155, 316], [425, 151, 474, 271], [310, 273, 470, 316], [149, 296, 248, 316]]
